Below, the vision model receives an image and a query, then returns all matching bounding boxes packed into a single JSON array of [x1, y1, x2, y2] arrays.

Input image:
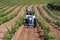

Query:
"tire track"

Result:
[[0, 6, 26, 40], [27, 27, 39, 40]]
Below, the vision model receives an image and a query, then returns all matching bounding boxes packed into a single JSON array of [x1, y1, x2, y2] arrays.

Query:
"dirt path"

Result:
[[12, 25, 40, 40], [0, 6, 26, 40], [12, 5, 42, 40], [28, 4, 33, 10], [34, 5, 60, 40]]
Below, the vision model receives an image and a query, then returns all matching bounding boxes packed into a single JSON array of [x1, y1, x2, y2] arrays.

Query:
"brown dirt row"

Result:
[[40, 4, 60, 28], [28, 4, 33, 11], [40, 4, 60, 40], [34, 5, 44, 40], [12, 5, 34, 40], [43, 4, 60, 19], [34, 5, 60, 40], [12, 25, 41, 40], [0, 6, 26, 40], [12, 5, 43, 40], [40, 4, 53, 19]]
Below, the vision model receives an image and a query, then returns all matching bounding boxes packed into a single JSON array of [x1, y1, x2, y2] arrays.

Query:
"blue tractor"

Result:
[[24, 10, 37, 28]]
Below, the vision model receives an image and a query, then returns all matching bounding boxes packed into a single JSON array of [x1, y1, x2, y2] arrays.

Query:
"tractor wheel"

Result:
[[33, 18, 37, 28], [34, 23, 37, 28], [24, 19, 29, 26]]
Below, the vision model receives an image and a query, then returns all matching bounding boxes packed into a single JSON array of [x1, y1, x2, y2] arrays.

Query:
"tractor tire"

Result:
[[33, 18, 37, 28]]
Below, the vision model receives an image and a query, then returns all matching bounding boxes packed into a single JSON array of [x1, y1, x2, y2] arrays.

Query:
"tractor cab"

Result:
[[24, 10, 37, 28], [26, 10, 34, 15]]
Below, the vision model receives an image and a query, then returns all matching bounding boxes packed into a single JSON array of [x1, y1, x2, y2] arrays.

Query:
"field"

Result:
[[0, 0, 50, 5], [0, 0, 60, 40], [46, 0, 60, 16], [47, 7, 60, 16]]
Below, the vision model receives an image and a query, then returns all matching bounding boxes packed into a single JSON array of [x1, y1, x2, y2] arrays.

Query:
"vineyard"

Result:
[[0, 0, 60, 40]]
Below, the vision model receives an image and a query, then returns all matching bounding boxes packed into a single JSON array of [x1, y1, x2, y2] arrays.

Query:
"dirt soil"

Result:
[[12, 25, 41, 40], [34, 5, 60, 40], [12, 5, 43, 40], [40, 4, 60, 40], [40, 4, 60, 29], [0, 6, 26, 40], [40, 4, 52, 19], [1, 4, 58, 40]]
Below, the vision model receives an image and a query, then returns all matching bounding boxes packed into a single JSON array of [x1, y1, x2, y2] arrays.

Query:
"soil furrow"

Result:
[[12, 5, 42, 40], [28, 5, 33, 11], [40, 4, 52, 19], [40, 4, 60, 40], [12, 25, 40, 40], [40, 4, 60, 30], [34, 5, 60, 40], [12, 5, 33, 40], [0, 6, 26, 40], [34, 5, 44, 40]]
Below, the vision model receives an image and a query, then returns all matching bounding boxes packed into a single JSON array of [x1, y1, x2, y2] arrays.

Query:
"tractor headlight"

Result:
[[30, 18, 32, 20]]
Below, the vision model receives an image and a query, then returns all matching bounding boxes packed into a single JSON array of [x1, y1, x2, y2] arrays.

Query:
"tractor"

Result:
[[24, 10, 37, 28]]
